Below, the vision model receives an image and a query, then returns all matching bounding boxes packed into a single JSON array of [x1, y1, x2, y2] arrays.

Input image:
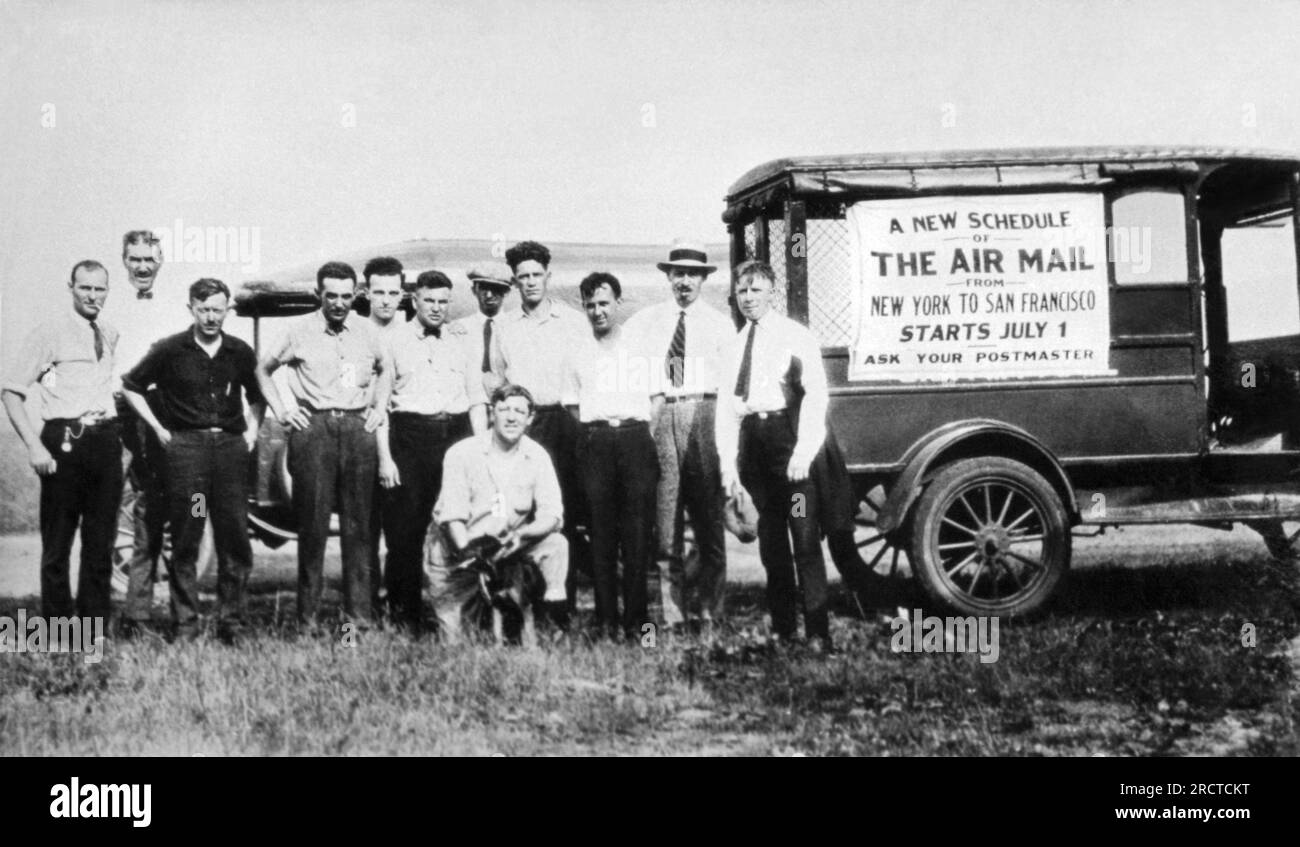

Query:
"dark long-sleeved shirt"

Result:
[[123, 330, 264, 433]]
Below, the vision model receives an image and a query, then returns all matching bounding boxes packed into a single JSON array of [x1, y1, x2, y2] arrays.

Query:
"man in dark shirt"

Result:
[[122, 278, 265, 642]]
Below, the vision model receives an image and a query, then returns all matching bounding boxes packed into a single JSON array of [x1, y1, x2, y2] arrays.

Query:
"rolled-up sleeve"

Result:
[[269, 325, 298, 365], [434, 444, 472, 526], [531, 449, 564, 529], [1, 327, 55, 397], [121, 340, 164, 395], [240, 345, 266, 407]]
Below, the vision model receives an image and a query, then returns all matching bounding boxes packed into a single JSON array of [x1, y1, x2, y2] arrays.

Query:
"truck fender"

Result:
[[874, 419, 1077, 534]]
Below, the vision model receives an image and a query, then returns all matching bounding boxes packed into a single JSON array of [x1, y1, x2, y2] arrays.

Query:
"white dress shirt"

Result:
[[386, 320, 485, 415], [490, 298, 587, 407], [562, 325, 655, 423], [105, 284, 192, 388], [451, 310, 497, 377], [715, 311, 828, 477], [624, 298, 735, 398], [372, 314, 412, 351]]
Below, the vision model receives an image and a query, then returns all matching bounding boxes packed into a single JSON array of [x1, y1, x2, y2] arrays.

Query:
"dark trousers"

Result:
[[37, 420, 123, 619], [288, 411, 377, 624], [738, 413, 829, 641], [382, 412, 470, 630], [165, 430, 253, 626], [580, 421, 658, 636], [529, 405, 592, 602], [118, 396, 169, 622]]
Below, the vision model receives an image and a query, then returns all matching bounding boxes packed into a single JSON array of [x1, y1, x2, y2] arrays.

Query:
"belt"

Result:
[[175, 427, 229, 434], [390, 411, 467, 423], [743, 409, 787, 421], [301, 405, 366, 417], [533, 404, 565, 413], [583, 418, 649, 429], [663, 393, 717, 404], [46, 416, 118, 430]]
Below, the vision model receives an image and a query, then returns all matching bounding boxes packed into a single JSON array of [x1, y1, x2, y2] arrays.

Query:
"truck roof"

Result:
[[727, 146, 1300, 197]]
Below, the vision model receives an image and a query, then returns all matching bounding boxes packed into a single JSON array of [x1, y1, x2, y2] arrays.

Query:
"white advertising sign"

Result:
[[847, 193, 1114, 381]]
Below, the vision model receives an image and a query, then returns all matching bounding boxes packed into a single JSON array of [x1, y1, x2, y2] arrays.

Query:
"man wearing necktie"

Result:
[[375, 270, 486, 634], [452, 262, 514, 398], [626, 241, 732, 631], [716, 260, 833, 651], [2, 260, 123, 620]]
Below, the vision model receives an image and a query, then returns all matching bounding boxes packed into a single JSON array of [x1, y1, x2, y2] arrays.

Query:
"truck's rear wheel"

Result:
[[910, 457, 1069, 618]]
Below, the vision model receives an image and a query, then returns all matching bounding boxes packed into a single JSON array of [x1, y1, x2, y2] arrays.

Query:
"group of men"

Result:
[[3, 233, 871, 650]]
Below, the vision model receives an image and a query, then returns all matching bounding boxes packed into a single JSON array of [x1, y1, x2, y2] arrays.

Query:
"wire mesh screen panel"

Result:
[[808, 217, 854, 347], [768, 217, 788, 316], [739, 219, 786, 316]]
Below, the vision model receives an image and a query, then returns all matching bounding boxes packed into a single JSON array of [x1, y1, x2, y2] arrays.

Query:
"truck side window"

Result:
[[1111, 189, 1189, 285], [1221, 216, 1300, 341]]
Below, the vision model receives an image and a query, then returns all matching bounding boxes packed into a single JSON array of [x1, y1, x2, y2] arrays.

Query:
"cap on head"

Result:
[[657, 239, 716, 274], [467, 262, 514, 290]]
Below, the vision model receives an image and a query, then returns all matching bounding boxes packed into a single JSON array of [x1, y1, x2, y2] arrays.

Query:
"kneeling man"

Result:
[[432, 384, 568, 641]]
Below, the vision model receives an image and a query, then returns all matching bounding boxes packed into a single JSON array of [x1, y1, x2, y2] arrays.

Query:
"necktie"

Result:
[[137, 290, 153, 300], [423, 325, 441, 340], [666, 310, 686, 388], [481, 318, 493, 373], [89, 320, 104, 361], [734, 320, 756, 401]]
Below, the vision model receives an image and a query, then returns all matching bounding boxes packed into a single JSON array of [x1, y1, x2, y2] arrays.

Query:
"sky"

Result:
[[3, 0, 1300, 355]]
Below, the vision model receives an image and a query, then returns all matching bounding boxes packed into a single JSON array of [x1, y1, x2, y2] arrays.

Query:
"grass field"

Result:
[[2, 526, 1298, 756]]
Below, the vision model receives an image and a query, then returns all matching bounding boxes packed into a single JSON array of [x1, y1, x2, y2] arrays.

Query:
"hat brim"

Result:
[[657, 261, 717, 273], [470, 278, 513, 289]]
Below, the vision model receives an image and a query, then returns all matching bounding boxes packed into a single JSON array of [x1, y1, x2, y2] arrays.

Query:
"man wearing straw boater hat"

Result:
[[626, 240, 733, 632]]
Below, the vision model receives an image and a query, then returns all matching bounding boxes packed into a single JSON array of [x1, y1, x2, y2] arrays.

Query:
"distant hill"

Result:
[[0, 239, 735, 533], [253, 237, 730, 287]]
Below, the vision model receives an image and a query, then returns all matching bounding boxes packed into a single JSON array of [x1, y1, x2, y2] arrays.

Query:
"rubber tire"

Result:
[[111, 484, 215, 596], [910, 456, 1069, 618]]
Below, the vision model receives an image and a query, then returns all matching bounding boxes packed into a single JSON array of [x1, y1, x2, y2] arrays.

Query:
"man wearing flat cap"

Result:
[[452, 262, 514, 398], [626, 240, 733, 631]]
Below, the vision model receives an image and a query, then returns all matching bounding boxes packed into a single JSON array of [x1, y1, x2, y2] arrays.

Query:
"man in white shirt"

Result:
[[491, 240, 590, 612], [361, 255, 408, 614], [626, 241, 732, 631], [433, 384, 568, 642], [112, 230, 189, 632], [452, 262, 514, 397], [716, 260, 832, 649], [362, 255, 410, 340], [376, 270, 486, 634], [3, 260, 123, 620], [563, 272, 658, 640]]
